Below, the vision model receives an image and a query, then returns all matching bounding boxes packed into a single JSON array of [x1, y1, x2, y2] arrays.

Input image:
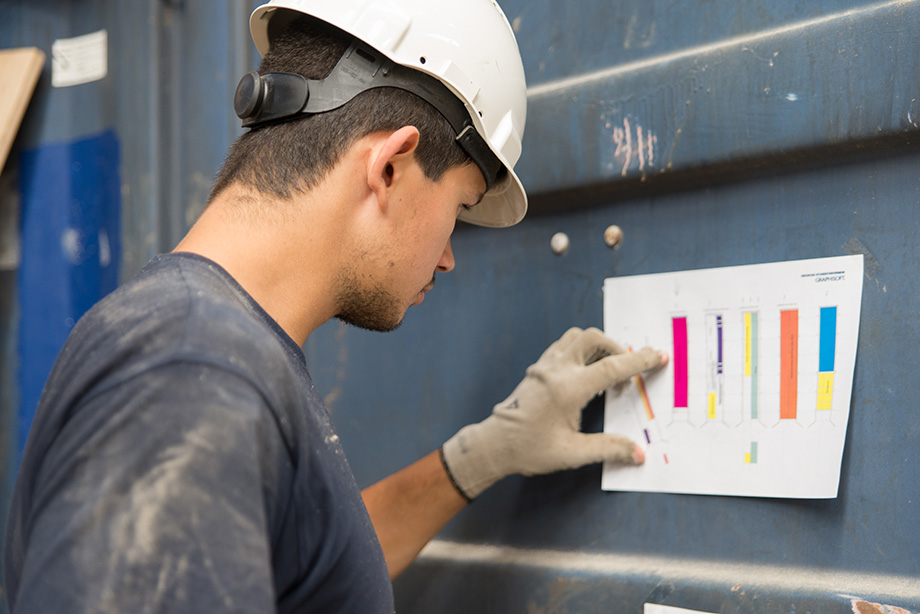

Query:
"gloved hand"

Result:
[[441, 327, 667, 501]]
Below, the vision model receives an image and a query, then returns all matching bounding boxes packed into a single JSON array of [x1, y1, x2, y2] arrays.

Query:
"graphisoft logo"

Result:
[[801, 271, 846, 283]]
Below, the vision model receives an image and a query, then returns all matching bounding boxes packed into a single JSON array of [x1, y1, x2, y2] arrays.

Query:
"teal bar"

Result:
[[751, 312, 759, 419], [750, 441, 758, 464]]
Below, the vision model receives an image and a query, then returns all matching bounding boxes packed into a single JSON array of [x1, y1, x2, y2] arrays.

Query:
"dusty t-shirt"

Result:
[[5, 253, 393, 613]]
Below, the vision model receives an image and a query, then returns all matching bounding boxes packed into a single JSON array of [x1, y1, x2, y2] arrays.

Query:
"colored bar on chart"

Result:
[[743, 312, 759, 420], [817, 306, 837, 411], [818, 306, 837, 372], [672, 316, 688, 408], [744, 313, 752, 376], [717, 315, 723, 375], [745, 441, 759, 464], [705, 314, 723, 420], [751, 313, 758, 414], [817, 373, 834, 410], [780, 309, 798, 420]]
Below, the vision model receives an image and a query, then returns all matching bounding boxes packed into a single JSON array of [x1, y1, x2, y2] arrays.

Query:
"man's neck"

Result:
[[173, 185, 341, 346]]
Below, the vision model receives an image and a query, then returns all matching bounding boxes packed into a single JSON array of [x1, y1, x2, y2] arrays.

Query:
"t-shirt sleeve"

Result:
[[13, 361, 285, 614]]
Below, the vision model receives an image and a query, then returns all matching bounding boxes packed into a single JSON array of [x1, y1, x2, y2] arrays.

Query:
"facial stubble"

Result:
[[334, 268, 435, 333]]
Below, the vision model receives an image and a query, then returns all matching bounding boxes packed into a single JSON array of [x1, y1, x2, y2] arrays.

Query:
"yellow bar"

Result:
[[817, 373, 834, 410], [744, 312, 752, 377], [708, 392, 716, 419], [745, 453, 751, 463]]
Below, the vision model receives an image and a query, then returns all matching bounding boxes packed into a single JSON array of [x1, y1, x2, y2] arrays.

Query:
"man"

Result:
[[4, 1, 666, 612]]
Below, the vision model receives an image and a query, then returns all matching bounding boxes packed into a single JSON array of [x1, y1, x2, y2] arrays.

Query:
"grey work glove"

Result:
[[441, 327, 667, 501]]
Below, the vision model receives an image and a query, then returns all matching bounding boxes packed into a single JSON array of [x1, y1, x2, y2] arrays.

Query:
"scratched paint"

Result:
[[518, 0, 920, 197], [604, 115, 658, 177]]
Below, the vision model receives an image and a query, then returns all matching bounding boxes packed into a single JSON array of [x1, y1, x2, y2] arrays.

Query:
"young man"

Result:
[[4, 1, 666, 612]]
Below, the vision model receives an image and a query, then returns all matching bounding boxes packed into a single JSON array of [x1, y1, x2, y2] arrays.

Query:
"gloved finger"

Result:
[[562, 327, 628, 365], [564, 433, 644, 468], [544, 327, 586, 357], [580, 346, 665, 394]]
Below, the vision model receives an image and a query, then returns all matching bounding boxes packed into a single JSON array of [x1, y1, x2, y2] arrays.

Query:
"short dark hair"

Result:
[[210, 15, 473, 202]]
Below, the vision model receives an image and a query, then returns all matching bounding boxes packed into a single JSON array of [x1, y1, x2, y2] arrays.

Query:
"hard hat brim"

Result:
[[457, 166, 527, 228]]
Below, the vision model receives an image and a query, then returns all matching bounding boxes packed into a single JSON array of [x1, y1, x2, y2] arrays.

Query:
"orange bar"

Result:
[[780, 310, 798, 419]]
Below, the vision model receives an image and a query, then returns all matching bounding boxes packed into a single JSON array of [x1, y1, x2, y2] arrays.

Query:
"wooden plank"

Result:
[[0, 47, 46, 172]]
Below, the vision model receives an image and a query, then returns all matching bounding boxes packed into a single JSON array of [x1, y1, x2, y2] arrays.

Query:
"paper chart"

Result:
[[602, 255, 864, 498]]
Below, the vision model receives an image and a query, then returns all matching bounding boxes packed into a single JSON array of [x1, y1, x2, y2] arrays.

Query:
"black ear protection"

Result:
[[233, 40, 503, 192]]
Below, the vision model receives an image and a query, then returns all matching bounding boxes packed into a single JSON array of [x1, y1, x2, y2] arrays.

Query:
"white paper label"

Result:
[[52, 30, 108, 88]]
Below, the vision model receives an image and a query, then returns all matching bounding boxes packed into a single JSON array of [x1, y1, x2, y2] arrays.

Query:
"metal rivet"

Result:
[[550, 232, 570, 255], [604, 225, 623, 248]]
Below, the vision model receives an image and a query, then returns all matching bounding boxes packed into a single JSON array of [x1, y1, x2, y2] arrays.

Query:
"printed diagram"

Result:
[[602, 256, 864, 499]]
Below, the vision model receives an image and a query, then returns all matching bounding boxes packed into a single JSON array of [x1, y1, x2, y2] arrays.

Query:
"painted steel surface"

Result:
[[515, 0, 920, 201], [0, 0, 917, 612], [377, 150, 920, 611], [0, 6, 252, 614], [309, 1, 920, 611]]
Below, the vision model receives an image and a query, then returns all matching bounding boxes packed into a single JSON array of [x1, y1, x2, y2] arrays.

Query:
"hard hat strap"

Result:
[[234, 40, 503, 191]]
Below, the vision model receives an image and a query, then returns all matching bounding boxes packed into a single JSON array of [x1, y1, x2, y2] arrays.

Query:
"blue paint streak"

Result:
[[17, 130, 121, 454], [818, 306, 837, 373]]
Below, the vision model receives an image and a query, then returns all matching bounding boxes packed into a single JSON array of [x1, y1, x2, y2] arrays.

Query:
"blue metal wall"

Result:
[[1, 1, 918, 612], [309, 1, 920, 611], [0, 5, 252, 612]]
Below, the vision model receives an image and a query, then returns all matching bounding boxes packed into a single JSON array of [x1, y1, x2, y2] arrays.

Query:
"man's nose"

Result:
[[437, 238, 455, 273]]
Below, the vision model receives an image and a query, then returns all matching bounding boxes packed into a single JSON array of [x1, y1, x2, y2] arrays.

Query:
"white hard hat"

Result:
[[248, 0, 528, 228]]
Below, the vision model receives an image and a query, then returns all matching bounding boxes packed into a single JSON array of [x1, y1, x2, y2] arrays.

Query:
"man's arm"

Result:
[[362, 450, 467, 579], [362, 327, 667, 579]]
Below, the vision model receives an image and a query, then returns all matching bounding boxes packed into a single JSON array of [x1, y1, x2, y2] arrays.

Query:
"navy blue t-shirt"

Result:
[[4, 253, 394, 613]]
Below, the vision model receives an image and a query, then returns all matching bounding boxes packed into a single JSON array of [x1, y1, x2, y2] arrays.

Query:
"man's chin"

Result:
[[336, 315, 404, 333], [335, 305, 406, 333]]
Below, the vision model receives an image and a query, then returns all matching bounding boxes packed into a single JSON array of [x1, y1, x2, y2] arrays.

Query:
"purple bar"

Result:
[[716, 315, 723, 374]]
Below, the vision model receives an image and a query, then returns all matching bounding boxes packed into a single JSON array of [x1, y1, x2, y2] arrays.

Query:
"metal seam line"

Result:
[[418, 539, 920, 601], [526, 0, 916, 99]]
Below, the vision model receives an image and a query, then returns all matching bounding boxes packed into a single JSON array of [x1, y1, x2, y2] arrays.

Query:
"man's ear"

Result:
[[368, 126, 421, 211]]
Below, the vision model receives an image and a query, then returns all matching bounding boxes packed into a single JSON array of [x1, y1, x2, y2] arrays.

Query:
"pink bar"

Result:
[[672, 316, 689, 408]]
